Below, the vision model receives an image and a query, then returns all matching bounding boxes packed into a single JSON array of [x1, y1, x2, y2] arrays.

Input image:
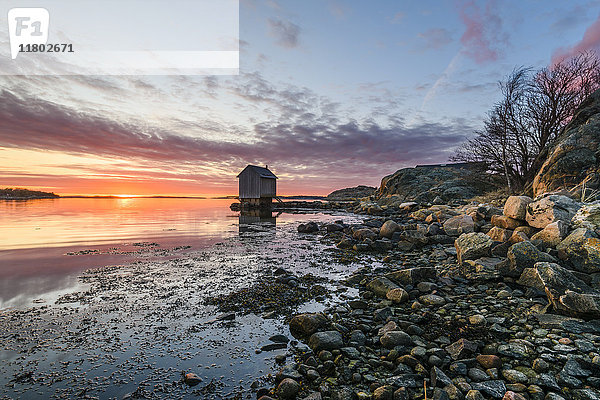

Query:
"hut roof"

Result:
[[237, 165, 277, 179]]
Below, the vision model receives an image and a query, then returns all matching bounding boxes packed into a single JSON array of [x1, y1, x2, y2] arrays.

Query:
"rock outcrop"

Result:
[[375, 163, 490, 203], [327, 185, 376, 200], [533, 89, 600, 198]]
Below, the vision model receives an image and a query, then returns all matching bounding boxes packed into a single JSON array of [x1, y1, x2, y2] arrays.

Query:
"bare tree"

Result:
[[453, 51, 600, 192]]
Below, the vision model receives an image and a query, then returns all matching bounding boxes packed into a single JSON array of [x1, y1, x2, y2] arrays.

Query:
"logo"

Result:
[[8, 8, 49, 59]]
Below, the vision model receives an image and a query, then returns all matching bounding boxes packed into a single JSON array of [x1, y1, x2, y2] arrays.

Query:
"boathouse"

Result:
[[237, 165, 277, 208]]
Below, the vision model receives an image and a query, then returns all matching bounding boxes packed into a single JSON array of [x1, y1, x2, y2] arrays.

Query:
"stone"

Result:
[[289, 313, 329, 338], [455, 233, 494, 264], [353, 228, 378, 241], [487, 227, 513, 242], [373, 385, 394, 400], [573, 203, 600, 230], [308, 331, 343, 352], [503, 392, 527, 400], [469, 315, 487, 325], [386, 288, 409, 303], [183, 372, 202, 386], [380, 331, 413, 348], [530, 221, 569, 248], [504, 196, 533, 220], [367, 277, 400, 297], [385, 267, 436, 285], [517, 268, 546, 292], [472, 380, 507, 398], [277, 378, 300, 399], [509, 231, 529, 244], [502, 369, 528, 384], [492, 215, 524, 229], [444, 215, 475, 237], [534, 262, 600, 319], [380, 220, 401, 238], [571, 389, 600, 400], [326, 223, 344, 233], [504, 241, 556, 277], [445, 338, 478, 360], [525, 195, 581, 229], [462, 257, 504, 281], [476, 354, 502, 369], [431, 366, 453, 388], [466, 390, 486, 400], [418, 294, 446, 306], [298, 222, 319, 233], [556, 228, 600, 273], [469, 368, 490, 381]]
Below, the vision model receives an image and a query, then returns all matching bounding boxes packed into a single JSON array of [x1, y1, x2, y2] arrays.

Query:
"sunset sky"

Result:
[[2, 0, 600, 196]]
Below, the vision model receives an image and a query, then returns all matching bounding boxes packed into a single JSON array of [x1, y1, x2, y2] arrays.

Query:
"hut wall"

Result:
[[260, 177, 276, 197], [239, 170, 261, 199]]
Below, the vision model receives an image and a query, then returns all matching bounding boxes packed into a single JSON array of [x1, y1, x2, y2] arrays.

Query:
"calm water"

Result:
[[0, 198, 364, 399], [0, 198, 334, 309]]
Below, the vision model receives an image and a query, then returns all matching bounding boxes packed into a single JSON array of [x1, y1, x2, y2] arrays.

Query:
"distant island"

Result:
[[0, 188, 60, 200]]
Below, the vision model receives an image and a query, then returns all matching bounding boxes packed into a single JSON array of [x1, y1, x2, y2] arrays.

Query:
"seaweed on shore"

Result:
[[205, 273, 330, 317]]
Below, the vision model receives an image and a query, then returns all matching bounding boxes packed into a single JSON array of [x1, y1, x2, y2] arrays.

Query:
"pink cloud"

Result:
[[552, 14, 600, 65], [458, 0, 505, 64]]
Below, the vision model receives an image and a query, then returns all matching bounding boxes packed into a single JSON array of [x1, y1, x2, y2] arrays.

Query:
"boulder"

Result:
[[375, 163, 489, 202], [445, 338, 478, 360], [308, 331, 344, 352], [503, 196, 533, 220], [532, 89, 600, 197], [380, 330, 413, 348], [385, 267, 436, 285], [525, 194, 581, 229], [386, 287, 410, 303], [289, 313, 329, 338], [462, 257, 504, 281], [277, 378, 300, 399], [530, 220, 569, 248], [572, 203, 600, 231], [380, 220, 401, 238], [534, 262, 600, 319], [444, 215, 475, 237], [298, 222, 319, 233], [367, 277, 399, 297], [487, 226, 513, 242], [509, 231, 529, 244], [455, 232, 493, 264], [327, 185, 376, 200], [353, 228, 378, 241], [504, 241, 556, 277], [491, 215, 523, 229], [556, 228, 600, 273]]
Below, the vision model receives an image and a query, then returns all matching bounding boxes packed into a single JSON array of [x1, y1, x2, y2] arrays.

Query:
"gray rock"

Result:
[[504, 241, 556, 277], [289, 313, 329, 338], [276, 378, 300, 399], [472, 380, 506, 398], [572, 204, 600, 230], [380, 331, 413, 349], [367, 277, 399, 298], [308, 331, 343, 352], [444, 215, 475, 237], [556, 228, 600, 273], [431, 366, 453, 388], [445, 338, 478, 360], [385, 267, 436, 285], [298, 222, 319, 233], [386, 287, 409, 303], [534, 262, 600, 319], [380, 220, 401, 238], [455, 232, 494, 264]]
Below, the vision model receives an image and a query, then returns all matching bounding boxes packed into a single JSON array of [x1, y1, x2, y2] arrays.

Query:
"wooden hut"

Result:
[[237, 165, 277, 208]]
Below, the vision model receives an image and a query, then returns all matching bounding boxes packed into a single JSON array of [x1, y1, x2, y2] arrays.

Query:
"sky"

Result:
[[1, 0, 600, 196]]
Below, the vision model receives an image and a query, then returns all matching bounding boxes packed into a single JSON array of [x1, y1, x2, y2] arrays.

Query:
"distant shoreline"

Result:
[[1, 195, 328, 200]]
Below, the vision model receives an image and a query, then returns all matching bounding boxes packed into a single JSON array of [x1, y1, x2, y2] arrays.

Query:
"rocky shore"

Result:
[[245, 192, 600, 400]]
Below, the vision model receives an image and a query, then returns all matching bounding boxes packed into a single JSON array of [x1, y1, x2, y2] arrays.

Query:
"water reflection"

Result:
[[238, 209, 278, 234]]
